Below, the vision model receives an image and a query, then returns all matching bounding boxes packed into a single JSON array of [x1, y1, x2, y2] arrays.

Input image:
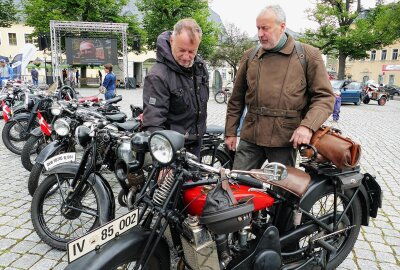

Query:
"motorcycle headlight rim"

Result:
[[51, 105, 62, 116], [149, 134, 174, 164], [54, 118, 70, 136]]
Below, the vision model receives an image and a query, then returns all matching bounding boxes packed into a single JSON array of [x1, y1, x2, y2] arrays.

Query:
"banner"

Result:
[[11, 43, 37, 79], [382, 65, 400, 71]]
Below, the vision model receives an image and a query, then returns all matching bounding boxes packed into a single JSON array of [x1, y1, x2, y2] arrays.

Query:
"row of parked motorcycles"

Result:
[[1, 80, 383, 270]]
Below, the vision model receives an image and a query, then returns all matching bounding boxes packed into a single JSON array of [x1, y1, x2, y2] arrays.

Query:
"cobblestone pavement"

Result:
[[0, 88, 399, 269]]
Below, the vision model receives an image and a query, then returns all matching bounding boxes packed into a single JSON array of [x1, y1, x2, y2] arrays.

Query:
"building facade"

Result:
[[345, 41, 400, 85]]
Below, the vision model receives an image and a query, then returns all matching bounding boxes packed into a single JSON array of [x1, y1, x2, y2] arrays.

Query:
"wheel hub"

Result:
[[61, 200, 82, 220]]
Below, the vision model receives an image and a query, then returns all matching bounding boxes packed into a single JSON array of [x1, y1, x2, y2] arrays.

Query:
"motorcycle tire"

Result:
[[2, 119, 34, 155], [28, 163, 46, 197], [282, 188, 362, 270], [378, 97, 386, 106], [214, 92, 226, 104], [362, 97, 370, 104], [200, 148, 232, 169], [31, 173, 105, 250], [21, 135, 48, 172]]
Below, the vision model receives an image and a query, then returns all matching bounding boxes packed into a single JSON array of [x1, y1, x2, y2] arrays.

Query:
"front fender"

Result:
[[30, 126, 43, 137], [65, 229, 170, 270], [10, 112, 31, 122], [44, 163, 115, 223], [36, 140, 64, 164]]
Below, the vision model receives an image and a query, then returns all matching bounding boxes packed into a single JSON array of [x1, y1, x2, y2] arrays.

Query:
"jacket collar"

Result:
[[256, 34, 295, 58]]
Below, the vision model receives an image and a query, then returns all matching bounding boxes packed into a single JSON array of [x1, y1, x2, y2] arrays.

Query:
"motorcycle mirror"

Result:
[[261, 162, 288, 181]]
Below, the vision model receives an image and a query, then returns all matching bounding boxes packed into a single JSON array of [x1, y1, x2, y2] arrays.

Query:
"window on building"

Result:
[[389, 75, 395, 85], [370, 50, 376, 61], [25, 34, 33, 44], [362, 76, 369, 86], [392, 49, 398, 60], [378, 75, 383, 84], [8, 33, 17, 45], [381, 50, 387, 60]]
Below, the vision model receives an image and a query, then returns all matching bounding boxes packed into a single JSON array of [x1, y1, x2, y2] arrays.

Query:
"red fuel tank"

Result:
[[182, 184, 274, 216]]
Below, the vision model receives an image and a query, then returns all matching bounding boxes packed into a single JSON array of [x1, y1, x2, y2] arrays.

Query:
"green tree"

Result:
[[22, 0, 142, 38], [209, 23, 254, 80], [0, 0, 19, 27], [135, 0, 219, 59], [301, 0, 400, 79]]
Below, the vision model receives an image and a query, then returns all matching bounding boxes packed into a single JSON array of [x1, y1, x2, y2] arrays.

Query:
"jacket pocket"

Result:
[[170, 87, 190, 113]]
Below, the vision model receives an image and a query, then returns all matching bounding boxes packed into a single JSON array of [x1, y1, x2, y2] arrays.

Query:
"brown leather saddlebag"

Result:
[[302, 126, 361, 169]]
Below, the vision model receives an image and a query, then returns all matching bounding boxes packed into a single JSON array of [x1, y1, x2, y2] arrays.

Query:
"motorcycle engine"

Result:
[[180, 215, 219, 270]]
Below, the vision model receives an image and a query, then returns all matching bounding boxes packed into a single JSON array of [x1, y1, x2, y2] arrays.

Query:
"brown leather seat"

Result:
[[250, 167, 311, 197]]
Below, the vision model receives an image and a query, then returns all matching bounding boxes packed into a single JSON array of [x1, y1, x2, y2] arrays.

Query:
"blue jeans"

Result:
[[333, 96, 341, 121], [33, 78, 38, 86], [105, 91, 115, 100]]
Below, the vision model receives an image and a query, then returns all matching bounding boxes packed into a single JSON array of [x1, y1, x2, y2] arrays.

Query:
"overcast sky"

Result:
[[209, 0, 396, 36]]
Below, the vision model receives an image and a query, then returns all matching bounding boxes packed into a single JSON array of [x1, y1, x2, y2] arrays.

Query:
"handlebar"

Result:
[[186, 158, 265, 189]]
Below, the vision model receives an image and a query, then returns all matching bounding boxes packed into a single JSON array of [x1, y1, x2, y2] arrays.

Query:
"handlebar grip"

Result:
[[232, 174, 263, 189]]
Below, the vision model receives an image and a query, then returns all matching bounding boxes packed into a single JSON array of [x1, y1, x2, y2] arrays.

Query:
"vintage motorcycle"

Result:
[[65, 130, 382, 270]]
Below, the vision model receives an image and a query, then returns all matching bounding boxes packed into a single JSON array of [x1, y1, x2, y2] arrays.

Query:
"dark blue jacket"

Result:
[[103, 72, 116, 92]]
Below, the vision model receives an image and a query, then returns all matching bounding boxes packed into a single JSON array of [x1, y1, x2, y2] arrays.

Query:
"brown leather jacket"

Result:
[[225, 35, 335, 147]]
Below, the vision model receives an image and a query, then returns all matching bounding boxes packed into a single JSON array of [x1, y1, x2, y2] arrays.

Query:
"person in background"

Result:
[[62, 69, 67, 83], [142, 18, 208, 157], [225, 5, 334, 169], [332, 89, 341, 122], [102, 63, 116, 100], [75, 69, 80, 85], [31, 67, 39, 86], [98, 70, 103, 86], [0, 59, 14, 86]]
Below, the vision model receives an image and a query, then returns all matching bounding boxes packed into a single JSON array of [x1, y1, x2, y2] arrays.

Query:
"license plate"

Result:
[[43, 152, 76, 170], [67, 208, 139, 263]]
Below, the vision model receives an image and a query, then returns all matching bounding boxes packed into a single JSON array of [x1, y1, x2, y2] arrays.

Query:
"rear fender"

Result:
[[44, 163, 115, 223], [300, 176, 374, 226], [65, 229, 170, 270]]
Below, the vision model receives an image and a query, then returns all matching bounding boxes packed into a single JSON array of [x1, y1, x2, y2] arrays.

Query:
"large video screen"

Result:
[[65, 37, 118, 65]]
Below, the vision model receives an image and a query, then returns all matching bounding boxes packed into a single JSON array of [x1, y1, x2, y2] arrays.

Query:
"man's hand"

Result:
[[290, 126, 313, 149], [225, 136, 238, 151]]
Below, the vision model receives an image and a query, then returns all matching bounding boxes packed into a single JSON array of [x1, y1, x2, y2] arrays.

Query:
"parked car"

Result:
[[382, 85, 400, 96], [330, 80, 364, 105]]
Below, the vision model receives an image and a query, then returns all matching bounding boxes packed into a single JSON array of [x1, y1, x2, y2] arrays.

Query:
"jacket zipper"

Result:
[[254, 56, 262, 144]]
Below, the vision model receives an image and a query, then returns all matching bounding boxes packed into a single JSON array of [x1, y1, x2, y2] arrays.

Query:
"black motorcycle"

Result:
[[65, 130, 382, 270], [27, 100, 143, 196], [30, 119, 144, 250]]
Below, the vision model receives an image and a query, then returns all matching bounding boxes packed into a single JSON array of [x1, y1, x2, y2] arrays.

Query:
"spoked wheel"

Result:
[[2, 119, 36, 154], [200, 148, 232, 169], [31, 173, 103, 250], [282, 189, 361, 270], [214, 91, 226, 104]]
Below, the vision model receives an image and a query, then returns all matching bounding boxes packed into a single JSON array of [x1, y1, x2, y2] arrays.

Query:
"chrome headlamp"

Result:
[[51, 104, 63, 116], [53, 118, 70, 136], [118, 138, 136, 163], [149, 130, 185, 165]]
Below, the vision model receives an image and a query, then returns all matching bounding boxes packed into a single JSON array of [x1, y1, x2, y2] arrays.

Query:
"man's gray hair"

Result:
[[258, 5, 286, 24], [172, 18, 202, 42]]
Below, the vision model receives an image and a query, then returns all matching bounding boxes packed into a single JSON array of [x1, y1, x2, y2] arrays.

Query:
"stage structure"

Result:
[[50, 20, 128, 84]]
